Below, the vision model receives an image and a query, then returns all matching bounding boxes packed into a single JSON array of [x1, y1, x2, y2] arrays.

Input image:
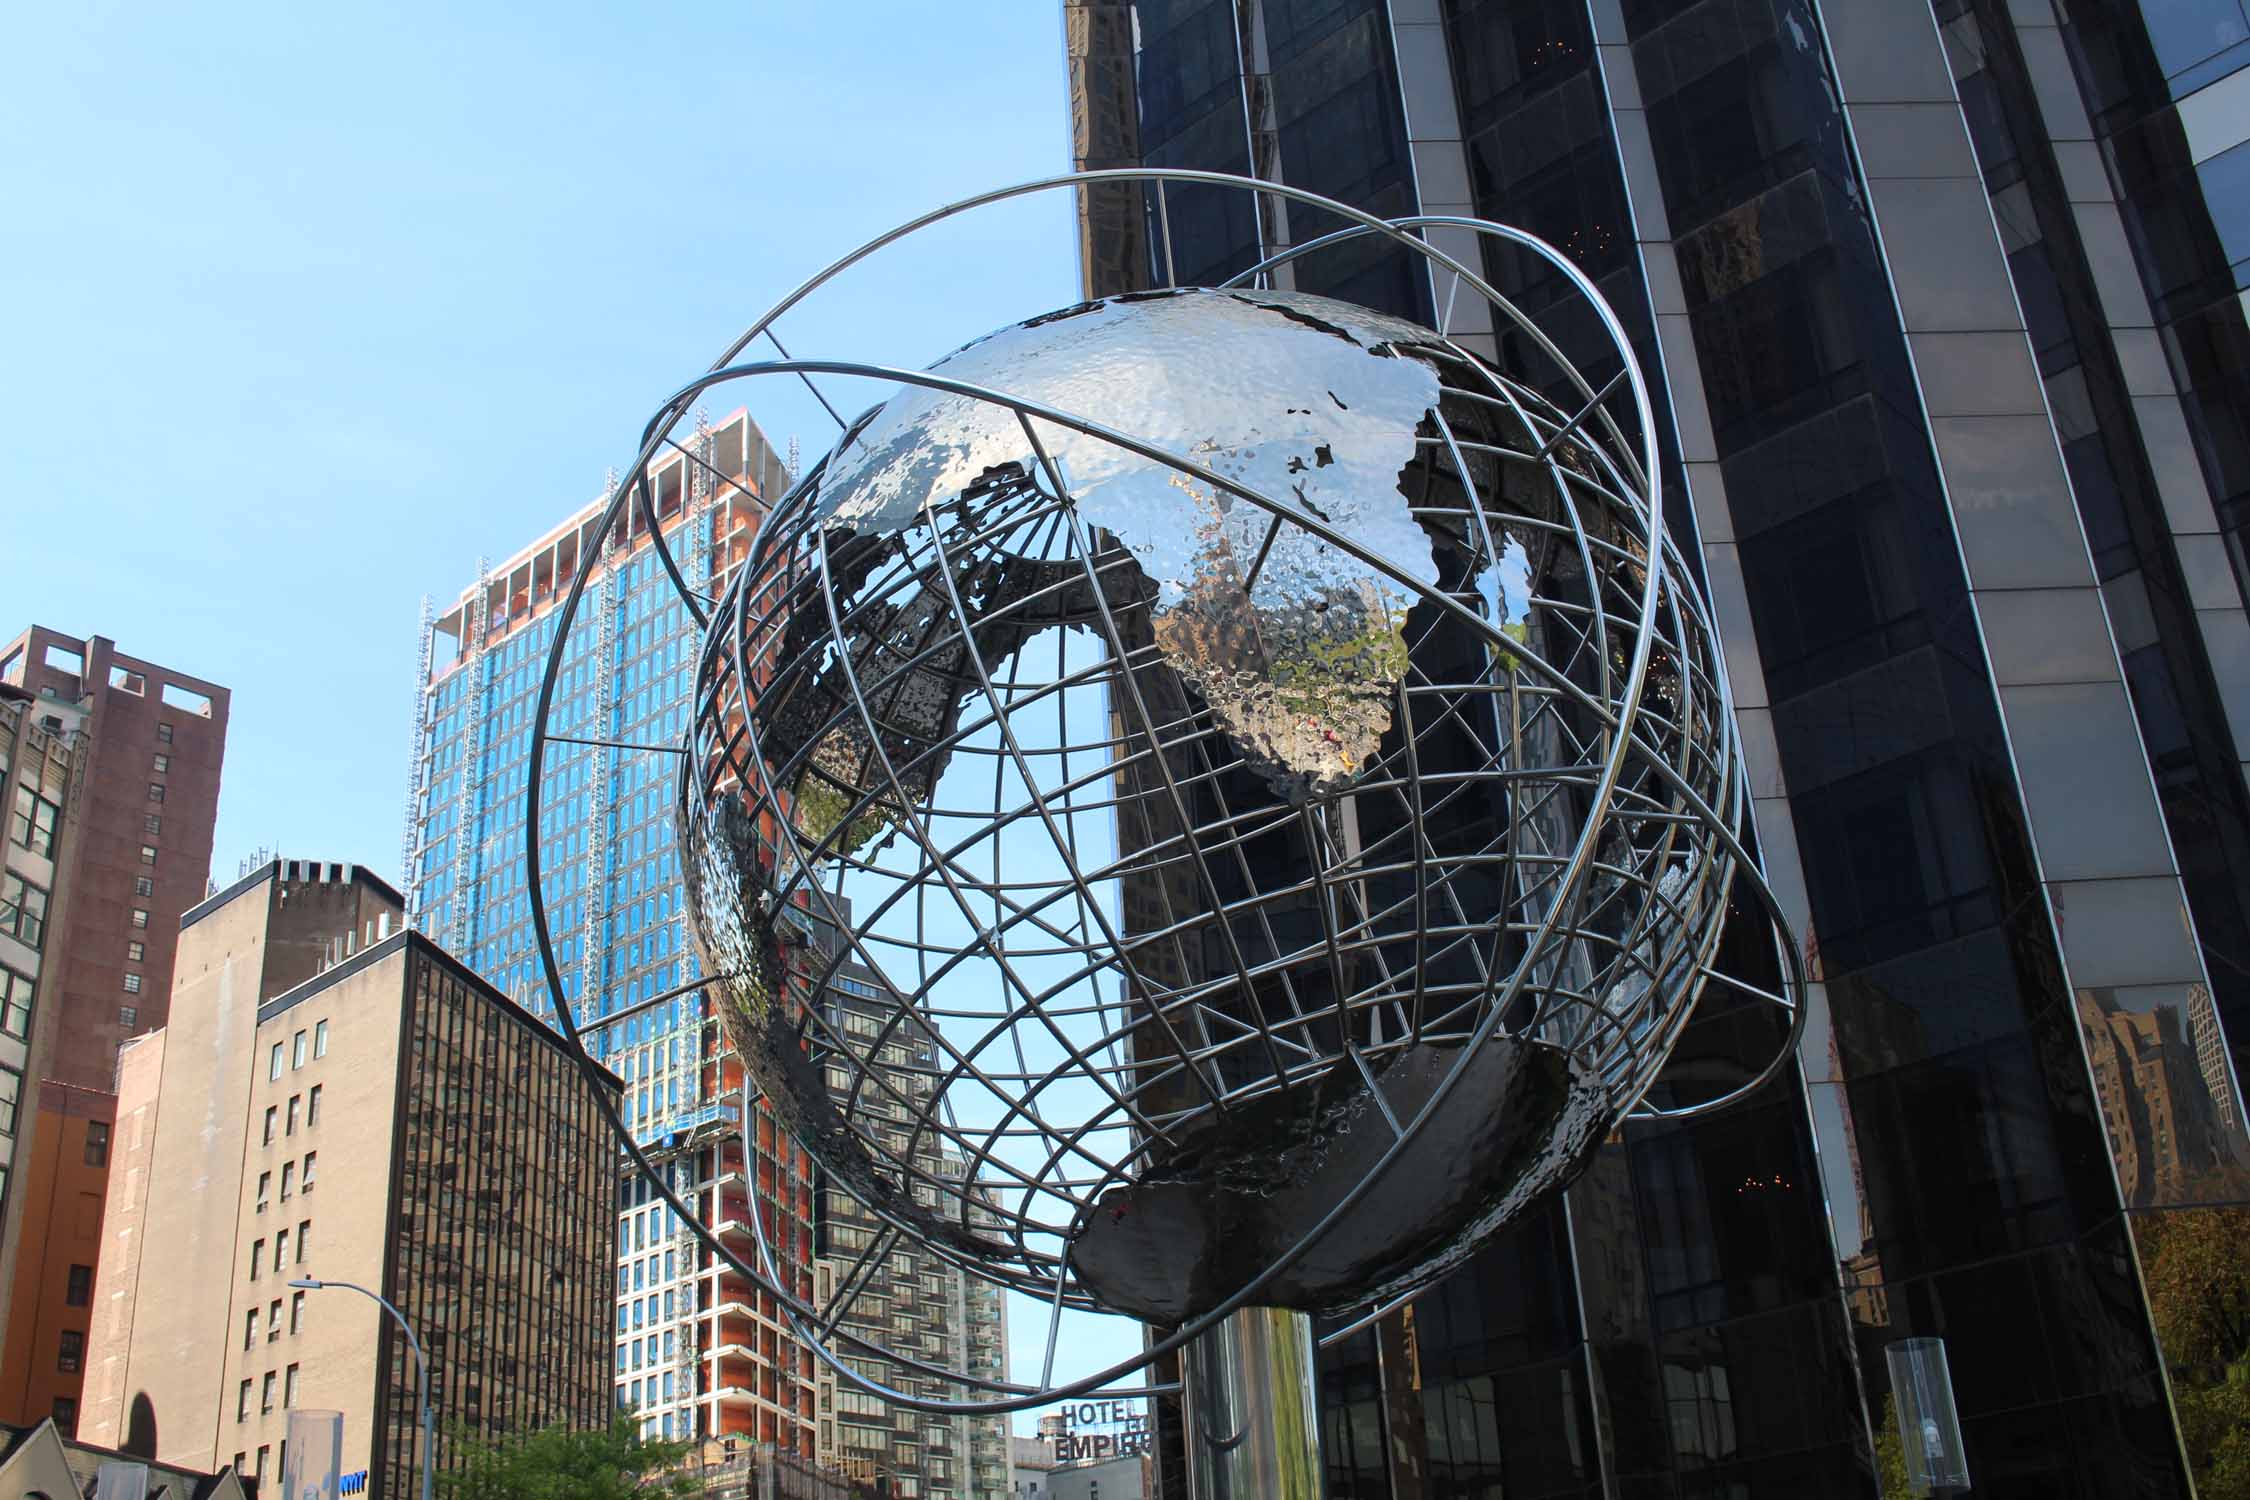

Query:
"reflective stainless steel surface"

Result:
[[1182, 1306, 1324, 1500]]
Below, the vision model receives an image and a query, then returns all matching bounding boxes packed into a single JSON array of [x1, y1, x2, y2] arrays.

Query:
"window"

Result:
[[53, 1396, 77, 1436], [261, 1373, 275, 1413], [83, 1121, 108, 1166], [286, 1095, 300, 1135], [126, 940, 144, 962], [0, 873, 50, 946], [139, 844, 157, 865], [268, 1298, 281, 1342], [119, 1005, 137, 1028], [306, 1086, 321, 1126], [10, 786, 59, 857], [251, 1238, 264, 1279], [237, 1380, 251, 1421], [257, 1171, 271, 1212], [245, 1309, 258, 1349], [65, 1264, 91, 1306], [133, 878, 152, 899], [57, 1329, 83, 1373], [122, 973, 141, 995], [302, 1151, 317, 1189], [0, 1066, 20, 1134], [291, 1290, 304, 1333], [292, 1030, 306, 1068], [1, 966, 31, 1038], [281, 1162, 294, 1200], [275, 1228, 289, 1266], [147, 783, 164, 805], [255, 1443, 270, 1478], [269, 1043, 283, 1081], [153, 753, 170, 773], [314, 1020, 328, 1058], [284, 1364, 300, 1406], [130, 907, 149, 929], [262, 1106, 277, 1146], [143, 813, 161, 837], [156, 723, 174, 745], [296, 1219, 309, 1263]]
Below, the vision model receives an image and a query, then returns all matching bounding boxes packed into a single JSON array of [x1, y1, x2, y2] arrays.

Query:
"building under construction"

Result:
[[404, 411, 821, 1455]]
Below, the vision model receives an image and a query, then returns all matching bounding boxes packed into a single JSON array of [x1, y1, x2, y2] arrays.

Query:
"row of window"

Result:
[[235, 1362, 302, 1420], [255, 1151, 317, 1210], [244, 1289, 308, 1348], [267, 1019, 330, 1079], [248, 1219, 312, 1279], [261, 1085, 322, 1144]]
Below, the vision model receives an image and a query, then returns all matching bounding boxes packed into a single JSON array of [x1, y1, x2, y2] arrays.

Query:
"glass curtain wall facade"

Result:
[[406, 412, 825, 1454], [378, 943, 617, 1499], [1069, 1, 2250, 1496]]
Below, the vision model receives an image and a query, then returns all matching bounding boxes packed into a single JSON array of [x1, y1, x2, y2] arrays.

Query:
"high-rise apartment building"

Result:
[[0, 630, 228, 1432], [812, 951, 1011, 1500], [83, 859, 618, 1499], [1069, 2, 2250, 1495], [405, 410, 831, 1455]]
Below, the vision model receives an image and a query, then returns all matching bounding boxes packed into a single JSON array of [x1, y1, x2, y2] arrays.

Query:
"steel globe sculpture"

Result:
[[523, 172, 1803, 1442]]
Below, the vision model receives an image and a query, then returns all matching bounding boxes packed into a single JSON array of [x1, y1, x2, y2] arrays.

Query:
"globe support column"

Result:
[[1181, 1306, 1324, 1499]]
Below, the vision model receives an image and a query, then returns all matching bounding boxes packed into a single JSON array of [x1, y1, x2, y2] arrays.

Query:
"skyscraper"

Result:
[[404, 411, 825, 1454], [1068, 2, 2250, 1495], [0, 629, 228, 1432]]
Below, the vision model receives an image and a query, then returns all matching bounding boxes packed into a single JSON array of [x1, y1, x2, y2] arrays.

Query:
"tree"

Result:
[[2138, 1207, 2250, 1500], [438, 1417, 703, 1500]]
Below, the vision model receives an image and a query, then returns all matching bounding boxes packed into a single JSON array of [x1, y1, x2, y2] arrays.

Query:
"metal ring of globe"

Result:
[[517, 169, 1809, 1419]]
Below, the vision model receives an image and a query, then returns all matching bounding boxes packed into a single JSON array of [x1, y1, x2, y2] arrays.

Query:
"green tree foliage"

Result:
[[437, 1417, 702, 1500], [1871, 1395, 1914, 1500], [2138, 1207, 2250, 1500]]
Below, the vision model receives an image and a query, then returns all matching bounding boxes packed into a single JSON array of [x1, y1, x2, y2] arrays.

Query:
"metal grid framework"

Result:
[[520, 170, 1806, 1419]]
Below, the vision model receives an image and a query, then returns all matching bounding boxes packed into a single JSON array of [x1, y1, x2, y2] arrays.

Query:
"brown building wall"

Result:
[[1, 626, 230, 1092], [0, 1083, 114, 1430]]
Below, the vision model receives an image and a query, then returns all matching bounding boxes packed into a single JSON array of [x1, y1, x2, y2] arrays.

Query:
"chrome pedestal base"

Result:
[[1181, 1306, 1324, 1500]]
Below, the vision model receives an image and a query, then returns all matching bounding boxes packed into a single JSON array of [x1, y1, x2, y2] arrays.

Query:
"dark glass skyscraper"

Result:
[[1067, 2, 2250, 1495]]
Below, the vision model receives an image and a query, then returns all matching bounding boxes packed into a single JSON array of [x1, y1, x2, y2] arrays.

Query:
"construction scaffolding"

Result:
[[581, 473, 620, 1037], [447, 557, 491, 955], [401, 592, 434, 927]]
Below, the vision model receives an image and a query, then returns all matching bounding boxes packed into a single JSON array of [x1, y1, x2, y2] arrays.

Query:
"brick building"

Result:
[[0, 629, 228, 1433]]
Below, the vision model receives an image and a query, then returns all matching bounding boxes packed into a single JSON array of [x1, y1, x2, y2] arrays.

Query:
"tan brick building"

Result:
[[83, 859, 619, 1498]]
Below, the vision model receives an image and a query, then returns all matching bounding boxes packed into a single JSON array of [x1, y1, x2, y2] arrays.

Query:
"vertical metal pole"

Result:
[[1180, 1306, 1323, 1500]]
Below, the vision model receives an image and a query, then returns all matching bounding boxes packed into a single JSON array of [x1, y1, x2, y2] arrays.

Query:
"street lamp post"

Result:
[[292, 1278, 434, 1500]]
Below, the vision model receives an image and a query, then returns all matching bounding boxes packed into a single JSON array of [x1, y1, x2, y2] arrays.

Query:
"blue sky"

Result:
[[2, 0, 1146, 1433]]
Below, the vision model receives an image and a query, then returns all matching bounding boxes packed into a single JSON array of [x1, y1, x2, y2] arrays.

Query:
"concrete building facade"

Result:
[[83, 859, 619, 1499]]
